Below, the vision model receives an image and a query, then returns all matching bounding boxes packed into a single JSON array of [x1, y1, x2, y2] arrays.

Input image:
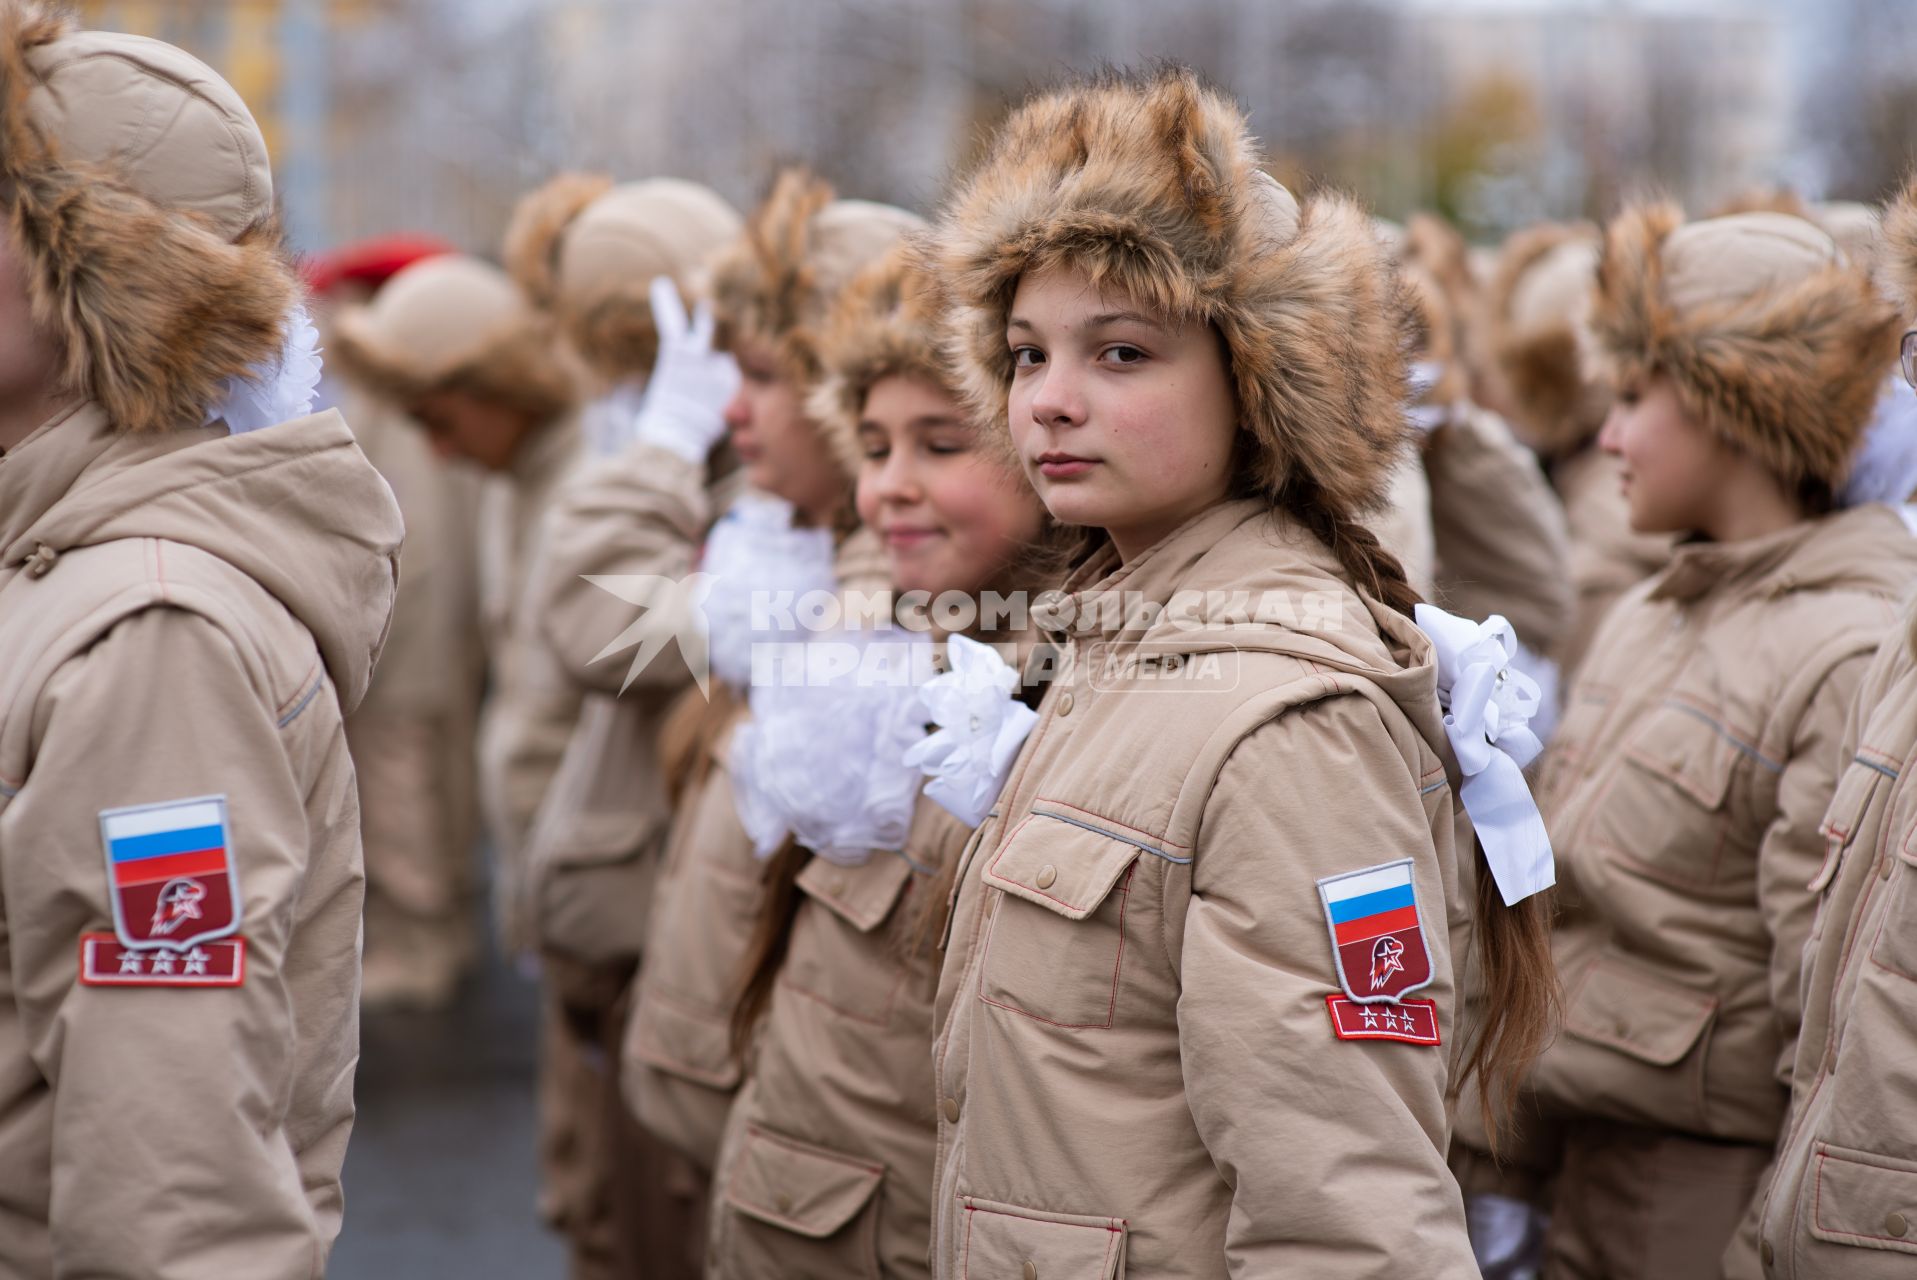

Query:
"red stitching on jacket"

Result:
[[978, 864, 1133, 1030], [1811, 1151, 1917, 1246]]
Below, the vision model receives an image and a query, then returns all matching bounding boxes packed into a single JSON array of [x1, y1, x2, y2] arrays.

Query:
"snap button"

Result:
[[1036, 864, 1058, 890], [1056, 692, 1074, 716], [942, 1095, 960, 1124], [25, 541, 57, 578], [1022, 1263, 1037, 1280], [1889, 1211, 1908, 1237], [775, 1191, 793, 1215], [1760, 1240, 1774, 1268]]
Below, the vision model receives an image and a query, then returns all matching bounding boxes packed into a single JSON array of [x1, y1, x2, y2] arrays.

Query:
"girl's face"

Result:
[[724, 336, 847, 523], [1005, 266, 1238, 562], [854, 374, 1046, 599], [409, 387, 534, 472], [1598, 373, 1735, 534]]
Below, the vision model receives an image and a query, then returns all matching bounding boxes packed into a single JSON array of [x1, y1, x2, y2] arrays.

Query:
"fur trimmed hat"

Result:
[[928, 67, 1409, 520], [0, 2, 301, 432], [707, 167, 924, 380], [1587, 203, 1898, 490], [1813, 200, 1881, 270], [1486, 222, 1605, 456], [328, 255, 578, 422], [807, 238, 952, 478], [1881, 176, 1917, 319], [504, 173, 743, 386], [1375, 215, 1471, 407]]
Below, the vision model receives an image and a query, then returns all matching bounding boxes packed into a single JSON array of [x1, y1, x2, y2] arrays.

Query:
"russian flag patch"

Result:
[[1317, 858, 1435, 1005], [97, 796, 240, 952]]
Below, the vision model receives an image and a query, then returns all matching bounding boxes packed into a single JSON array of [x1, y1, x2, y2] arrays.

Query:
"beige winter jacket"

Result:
[[521, 442, 741, 965], [707, 797, 972, 1280], [475, 413, 585, 916], [1530, 505, 1917, 1153], [931, 499, 1480, 1280], [1549, 444, 1671, 679], [1759, 594, 1917, 1277], [0, 400, 402, 1278], [1426, 404, 1575, 654], [620, 524, 888, 1171]]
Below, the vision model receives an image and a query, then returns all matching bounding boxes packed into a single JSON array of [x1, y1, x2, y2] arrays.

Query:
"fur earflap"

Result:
[[1, 1, 300, 432], [1487, 222, 1607, 455], [503, 171, 613, 308], [930, 67, 1410, 520], [709, 167, 836, 375], [1588, 200, 1899, 489], [1880, 174, 1917, 320], [806, 237, 954, 478]]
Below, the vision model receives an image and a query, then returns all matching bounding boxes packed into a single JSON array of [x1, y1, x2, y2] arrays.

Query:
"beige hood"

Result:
[[0, 402, 403, 712]]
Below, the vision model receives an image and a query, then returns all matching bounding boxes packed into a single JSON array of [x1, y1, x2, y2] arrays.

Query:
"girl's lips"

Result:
[[884, 527, 943, 549], [1036, 453, 1096, 479]]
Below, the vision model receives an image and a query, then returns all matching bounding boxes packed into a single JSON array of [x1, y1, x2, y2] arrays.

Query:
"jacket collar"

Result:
[[1649, 506, 1902, 605]]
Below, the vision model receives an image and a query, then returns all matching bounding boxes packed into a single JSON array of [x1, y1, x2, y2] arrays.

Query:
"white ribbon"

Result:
[[903, 634, 1039, 829], [1841, 374, 1917, 508], [1413, 603, 1555, 905], [207, 303, 324, 435], [700, 495, 837, 691], [1405, 359, 1450, 434]]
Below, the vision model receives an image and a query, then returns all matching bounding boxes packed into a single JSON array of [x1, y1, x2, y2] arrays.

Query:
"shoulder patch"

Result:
[[79, 934, 246, 987], [1326, 994, 1440, 1045], [1316, 858, 1435, 1003], [98, 796, 241, 951]]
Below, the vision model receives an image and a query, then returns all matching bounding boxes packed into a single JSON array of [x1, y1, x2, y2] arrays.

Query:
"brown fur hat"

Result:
[[328, 255, 578, 422], [1486, 221, 1607, 456], [707, 167, 923, 382], [1588, 202, 1898, 489], [807, 238, 955, 478], [929, 67, 1409, 520], [1876, 177, 1917, 318], [0, 2, 301, 432], [505, 173, 743, 386]]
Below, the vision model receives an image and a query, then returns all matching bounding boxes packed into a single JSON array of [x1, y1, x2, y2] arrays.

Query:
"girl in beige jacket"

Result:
[[919, 69, 1558, 1280], [1492, 204, 1917, 1280], [615, 169, 918, 1208], [1756, 175, 1917, 1280], [704, 242, 1059, 1279]]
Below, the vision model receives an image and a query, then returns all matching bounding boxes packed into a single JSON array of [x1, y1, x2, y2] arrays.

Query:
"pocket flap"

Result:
[[1624, 703, 1743, 809], [1562, 953, 1716, 1066], [796, 853, 915, 934], [724, 1126, 884, 1239], [959, 1196, 1128, 1279], [544, 810, 665, 867], [628, 988, 742, 1090], [982, 810, 1145, 921], [1812, 760, 1889, 892], [1810, 1143, 1917, 1255]]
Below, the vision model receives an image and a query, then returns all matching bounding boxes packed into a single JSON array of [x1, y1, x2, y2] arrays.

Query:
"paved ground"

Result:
[[328, 941, 567, 1278]]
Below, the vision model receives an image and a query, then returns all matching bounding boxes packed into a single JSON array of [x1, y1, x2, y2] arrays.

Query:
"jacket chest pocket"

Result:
[[1868, 832, 1917, 983], [1589, 704, 1745, 888], [780, 854, 917, 1025], [976, 812, 1148, 1031]]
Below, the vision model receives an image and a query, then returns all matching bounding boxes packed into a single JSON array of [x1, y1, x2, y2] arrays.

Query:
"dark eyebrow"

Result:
[[1007, 317, 1035, 333], [1087, 310, 1163, 330], [909, 415, 967, 431]]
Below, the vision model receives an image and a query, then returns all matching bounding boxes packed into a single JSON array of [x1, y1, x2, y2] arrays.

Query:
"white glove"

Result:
[[633, 275, 740, 465]]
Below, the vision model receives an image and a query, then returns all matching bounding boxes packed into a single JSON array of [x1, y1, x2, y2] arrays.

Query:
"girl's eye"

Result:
[[1102, 344, 1146, 366], [1616, 385, 1641, 407], [1011, 346, 1045, 368], [927, 439, 969, 457], [860, 443, 890, 461]]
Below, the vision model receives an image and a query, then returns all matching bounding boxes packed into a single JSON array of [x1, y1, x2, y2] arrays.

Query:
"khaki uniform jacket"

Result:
[[1760, 595, 1917, 1277], [707, 767, 975, 1279], [0, 402, 402, 1277], [1530, 505, 1917, 1152], [931, 500, 1480, 1280], [474, 414, 585, 925], [520, 443, 740, 964], [620, 524, 887, 1171], [1426, 405, 1575, 656], [1549, 445, 1670, 680]]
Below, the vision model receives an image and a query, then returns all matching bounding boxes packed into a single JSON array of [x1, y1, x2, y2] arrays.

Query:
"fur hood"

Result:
[[707, 167, 922, 380], [928, 67, 1409, 522], [504, 172, 742, 386], [0, 2, 300, 433], [806, 237, 953, 478], [1487, 221, 1607, 456], [1587, 202, 1897, 490], [1880, 175, 1917, 320]]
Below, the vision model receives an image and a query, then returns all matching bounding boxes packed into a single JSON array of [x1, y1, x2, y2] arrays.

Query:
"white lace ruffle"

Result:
[[1842, 374, 1917, 509], [903, 633, 1038, 829], [207, 303, 324, 435], [700, 495, 838, 691], [728, 627, 933, 863]]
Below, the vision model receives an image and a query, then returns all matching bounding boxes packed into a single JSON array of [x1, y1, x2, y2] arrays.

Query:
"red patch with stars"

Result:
[[1326, 993, 1441, 1045], [78, 933, 246, 987]]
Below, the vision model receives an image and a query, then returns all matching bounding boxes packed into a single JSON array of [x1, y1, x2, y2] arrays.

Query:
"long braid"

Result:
[[1284, 478, 1423, 618]]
